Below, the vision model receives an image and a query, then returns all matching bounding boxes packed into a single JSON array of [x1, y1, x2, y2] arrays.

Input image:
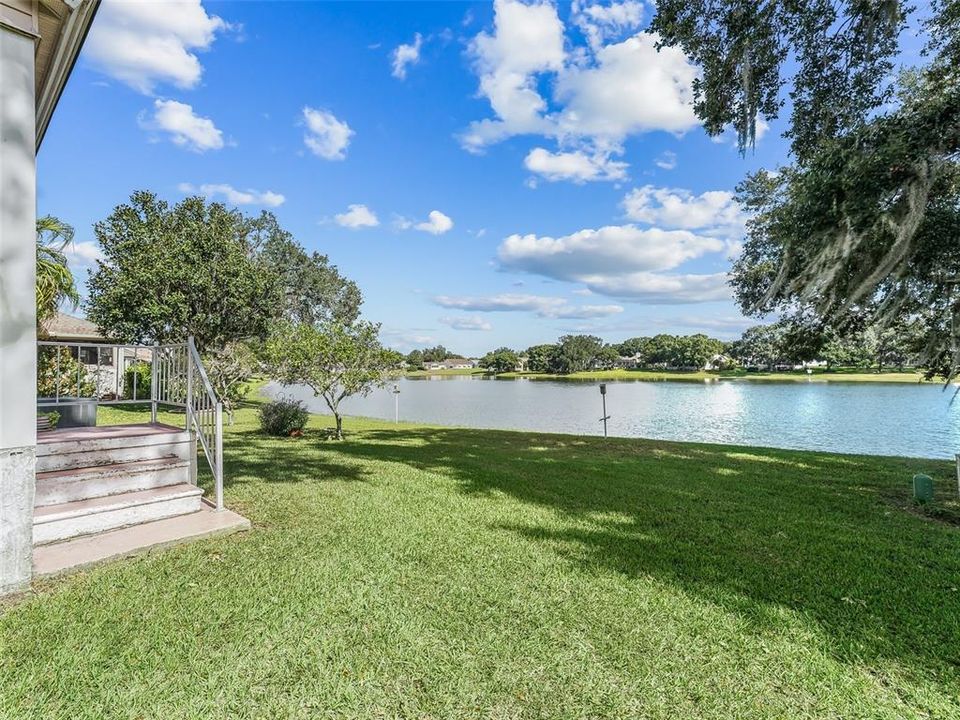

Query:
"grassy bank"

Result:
[[497, 368, 933, 383], [403, 367, 486, 377], [404, 367, 934, 383], [2, 403, 958, 718]]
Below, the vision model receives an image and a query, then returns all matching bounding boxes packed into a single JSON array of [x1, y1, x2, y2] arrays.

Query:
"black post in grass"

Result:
[[599, 383, 610, 438]]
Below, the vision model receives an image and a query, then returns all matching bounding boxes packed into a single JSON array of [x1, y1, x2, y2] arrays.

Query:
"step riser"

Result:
[[34, 494, 203, 546], [36, 464, 192, 506], [37, 439, 193, 473]]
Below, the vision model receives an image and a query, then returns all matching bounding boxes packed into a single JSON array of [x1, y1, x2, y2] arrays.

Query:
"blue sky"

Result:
[[41, 0, 808, 355]]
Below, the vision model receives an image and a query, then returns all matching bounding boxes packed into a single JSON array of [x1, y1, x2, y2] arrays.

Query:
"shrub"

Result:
[[38, 411, 60, 429], [37, 347, 95, 398], [123, 361, 152, 400], [258, 397, 309, 437]]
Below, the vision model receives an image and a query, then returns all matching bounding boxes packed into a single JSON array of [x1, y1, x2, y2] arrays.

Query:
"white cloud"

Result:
[[554, 34, 698, 142], [179, 182, 284, 207], [86, 0, 228, 94], [439, 316, 494, 331], [381, 328, 438, 352], [414, 210, 454, 235], [460, 0, 565, 152], [335, 204, 379, 229], [141, 99, 223, 151], [460, 1, 699, 182], [577, 272, 731, 303], [63, 241, 105, 268], [554, 304, 625, 319], [433, 293, 623, 319], [571, 0, 644, 51], [524, 147, 627, 183], [302, 107, 353, 160], [498, 225, 723, 279], [494, 214, 738, 304], [655, 150, 677, 170], [392, 33, 423, 80], [622, 185, 746, 236]]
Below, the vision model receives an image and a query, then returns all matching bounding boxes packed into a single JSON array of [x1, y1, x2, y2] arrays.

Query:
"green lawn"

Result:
[[2, 403, 959, 719]]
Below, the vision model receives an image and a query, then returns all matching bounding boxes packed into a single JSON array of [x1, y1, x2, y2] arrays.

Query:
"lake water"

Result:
[[265, 376, 960, 459]]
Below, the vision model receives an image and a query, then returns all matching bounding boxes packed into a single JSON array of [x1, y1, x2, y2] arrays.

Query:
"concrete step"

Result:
[[33, 484, 204, 546], [36, 423, 193, 473], [35, 458, 191, 506], [33, 507, 251, 578]]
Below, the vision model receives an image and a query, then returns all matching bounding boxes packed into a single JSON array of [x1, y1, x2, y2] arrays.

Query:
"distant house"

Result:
[[703, 353, 735, 371], [424, 358, 477, 370], [40, 313, 149, 397], [616, 354, 643, 369]]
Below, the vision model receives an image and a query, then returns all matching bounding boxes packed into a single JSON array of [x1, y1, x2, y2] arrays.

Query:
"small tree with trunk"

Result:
[[263, 321, 394, 439]]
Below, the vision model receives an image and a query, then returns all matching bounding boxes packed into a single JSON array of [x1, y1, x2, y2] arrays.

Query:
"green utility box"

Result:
[[912, 474, 934, 504]]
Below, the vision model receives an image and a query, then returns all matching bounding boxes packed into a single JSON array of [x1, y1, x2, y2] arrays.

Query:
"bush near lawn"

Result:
[[1, 401, 958, 719], [258, 397, 309, 437]]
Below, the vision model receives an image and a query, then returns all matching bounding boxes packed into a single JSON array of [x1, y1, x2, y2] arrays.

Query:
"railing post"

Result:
[[215, 402, 224, 511], [150, 342, 159, 424], [186, 337, 195, 432]]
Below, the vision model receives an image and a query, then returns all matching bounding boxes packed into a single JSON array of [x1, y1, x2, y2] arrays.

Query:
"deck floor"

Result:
[[38, 422, 184, 444]]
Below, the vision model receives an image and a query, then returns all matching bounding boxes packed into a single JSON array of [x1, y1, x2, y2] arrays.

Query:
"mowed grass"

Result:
[[1, 403, 959, 719]]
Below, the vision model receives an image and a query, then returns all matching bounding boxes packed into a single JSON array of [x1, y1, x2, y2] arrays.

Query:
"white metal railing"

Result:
[[37, 337, 225, 510]]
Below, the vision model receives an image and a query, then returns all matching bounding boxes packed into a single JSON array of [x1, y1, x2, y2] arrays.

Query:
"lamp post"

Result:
[[392, 383, 400, 423], [599, 383, 610, 438]]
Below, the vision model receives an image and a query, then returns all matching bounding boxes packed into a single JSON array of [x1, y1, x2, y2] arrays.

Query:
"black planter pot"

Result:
[[37, 398, 98, 428]]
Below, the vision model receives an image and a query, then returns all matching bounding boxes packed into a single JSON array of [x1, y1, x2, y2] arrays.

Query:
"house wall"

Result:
[[0, 0, 38, 37], [0, 24, 36, 595]]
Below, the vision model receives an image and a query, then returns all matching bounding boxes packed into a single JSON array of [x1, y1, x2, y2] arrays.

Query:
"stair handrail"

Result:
[[185, 336, 224, 511]]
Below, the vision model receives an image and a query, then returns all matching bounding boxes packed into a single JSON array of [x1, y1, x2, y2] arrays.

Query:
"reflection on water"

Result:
[[265, 376, 960, 459]]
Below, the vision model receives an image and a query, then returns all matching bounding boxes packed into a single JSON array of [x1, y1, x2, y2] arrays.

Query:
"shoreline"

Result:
[[403, 368, 936, 384]]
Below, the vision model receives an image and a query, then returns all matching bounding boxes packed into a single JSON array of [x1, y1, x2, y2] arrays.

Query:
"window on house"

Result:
[[77, 346, 113, 366]]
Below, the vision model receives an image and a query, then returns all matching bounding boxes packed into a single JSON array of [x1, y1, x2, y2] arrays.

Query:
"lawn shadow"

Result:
[[340, 425, 960, 691], [221, 428, 371, 487]]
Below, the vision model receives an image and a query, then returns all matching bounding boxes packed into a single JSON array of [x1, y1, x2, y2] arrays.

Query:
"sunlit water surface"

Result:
[[265, 376, 960, 459]]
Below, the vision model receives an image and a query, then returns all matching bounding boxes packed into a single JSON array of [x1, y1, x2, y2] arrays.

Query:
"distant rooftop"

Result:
[[41, 312, 104, 342]]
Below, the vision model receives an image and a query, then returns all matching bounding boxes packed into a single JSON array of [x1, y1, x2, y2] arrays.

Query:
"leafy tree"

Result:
[[651, 0, 907, 159], [203, 341, 258, 424], [525, 343, 559, 373], [35, 215, 80, 328], [405, 349, 424, 370], [421, 345, 458, 363], [594, 345, 621, 370], [555, 335, 604, 373], [479, 347, 519, 374], [674, 334, 725, 369], [654, 1, 960, 377], [729, 325, 784, 369], [263, 321, 395, 439], [820, 330, 873, 370], [644, 334, 681, 366], [616, 337, 651, 361], [253, 212, 362, 326], [869, 322, 920, 372], [86, 192, 283, 351]]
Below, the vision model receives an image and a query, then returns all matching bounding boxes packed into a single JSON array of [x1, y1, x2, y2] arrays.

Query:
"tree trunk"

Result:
[[334, 412, 343, 440]]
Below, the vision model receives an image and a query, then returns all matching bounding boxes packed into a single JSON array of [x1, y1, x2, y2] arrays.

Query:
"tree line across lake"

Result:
[[406, 316, 923, 376]]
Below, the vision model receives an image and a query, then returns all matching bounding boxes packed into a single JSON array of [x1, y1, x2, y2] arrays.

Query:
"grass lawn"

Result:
[[2, 402, 959, 719]]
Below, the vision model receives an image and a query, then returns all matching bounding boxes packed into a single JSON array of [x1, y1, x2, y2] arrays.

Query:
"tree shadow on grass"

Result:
[[336, 425, 960, 693], [219, 428, 371, 488]]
